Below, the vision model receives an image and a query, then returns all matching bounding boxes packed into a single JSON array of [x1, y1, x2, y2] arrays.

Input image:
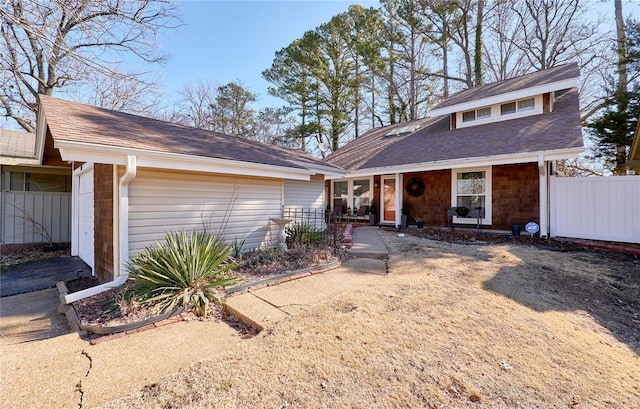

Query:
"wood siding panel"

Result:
[[93, 164, 114, 282], [491, 163, 539, 230], [551, 176, 640, 243], [0, 192, 71, 244], [128, 169, 283, 254], [402, 170, 451, 227]]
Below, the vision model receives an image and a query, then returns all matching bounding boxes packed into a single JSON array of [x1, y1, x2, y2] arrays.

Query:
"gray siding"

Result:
[[128, 169, 282, 253]]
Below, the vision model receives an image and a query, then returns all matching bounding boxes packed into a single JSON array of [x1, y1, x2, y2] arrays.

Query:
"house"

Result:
[[1, 129, 72, 251], [627, 112, 640, 172], [37, 96, 344, 303], [325, 63, 584, 236]]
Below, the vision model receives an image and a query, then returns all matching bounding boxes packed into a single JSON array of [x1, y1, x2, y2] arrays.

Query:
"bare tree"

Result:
[[510, 0, 599, 70], [177, 80, 219, 130], [0, 0, 178, 132]]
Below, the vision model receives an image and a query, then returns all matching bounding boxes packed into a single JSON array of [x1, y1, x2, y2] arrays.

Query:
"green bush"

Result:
[[285, 223, 324, 247], [126, 230, 241, 317]]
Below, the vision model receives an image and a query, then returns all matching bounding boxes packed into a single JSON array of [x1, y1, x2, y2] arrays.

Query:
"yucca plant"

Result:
[[125, 230, 242, 317]]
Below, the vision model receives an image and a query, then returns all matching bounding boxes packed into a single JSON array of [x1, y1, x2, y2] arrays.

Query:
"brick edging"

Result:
[[226, 259, 343, 295], [56, 281, 186, 345], [574, 240, 640, 255]]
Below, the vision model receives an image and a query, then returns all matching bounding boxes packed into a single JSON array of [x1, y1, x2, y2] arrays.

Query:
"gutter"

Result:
[[64, 155, 137, 304]]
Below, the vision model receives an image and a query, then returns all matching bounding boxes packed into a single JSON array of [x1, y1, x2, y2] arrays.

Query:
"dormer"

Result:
[[428, 63, 580, 130]]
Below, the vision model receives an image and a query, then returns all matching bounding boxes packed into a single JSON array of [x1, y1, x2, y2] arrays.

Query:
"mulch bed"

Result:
[[399, 226, 597, 252], [67, 246, 342, 330]]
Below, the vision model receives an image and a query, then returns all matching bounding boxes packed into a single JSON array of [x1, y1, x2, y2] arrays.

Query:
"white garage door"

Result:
[[77, 167, 94, 269]]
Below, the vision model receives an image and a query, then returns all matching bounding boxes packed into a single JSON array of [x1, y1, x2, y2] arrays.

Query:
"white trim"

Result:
[[429, 78, 578, 117], [451, 166, 493, 225], [342, 148, 584, 179], [65, 155, 137, 304], [71, 163, 94, 257], [455, 95, 543, 129], [395, 173, 402, 227], [538, 155, 549, 237], [331, 176, 374, 213], [379, 175, 397, 224], [55, 140, 320, 181]]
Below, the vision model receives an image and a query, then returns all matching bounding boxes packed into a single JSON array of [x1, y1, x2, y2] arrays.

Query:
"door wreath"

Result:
[[405, 177, 425, 197]]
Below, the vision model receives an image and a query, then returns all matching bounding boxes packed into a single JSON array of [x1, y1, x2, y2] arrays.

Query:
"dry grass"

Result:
[[100, 231, 640, 409]]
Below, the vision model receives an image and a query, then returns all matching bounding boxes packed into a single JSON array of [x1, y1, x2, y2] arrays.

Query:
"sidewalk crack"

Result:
[[76, 349, 93, 408], [250, 293, 293, 315]]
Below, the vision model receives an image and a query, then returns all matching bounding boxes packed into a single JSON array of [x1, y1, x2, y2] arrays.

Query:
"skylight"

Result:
[[385, 124, 419, 137]]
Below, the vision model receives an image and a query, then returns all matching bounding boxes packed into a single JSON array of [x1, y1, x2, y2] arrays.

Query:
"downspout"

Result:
[[65, 155, 137, 304]]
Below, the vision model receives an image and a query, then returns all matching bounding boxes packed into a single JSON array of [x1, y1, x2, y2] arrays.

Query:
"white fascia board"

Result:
[[428, 78, 578, 117], [0, 157, 41, 166], [342, 147, 584, 178], [55, 141, 313, 181], [34, 109, 47, 164]]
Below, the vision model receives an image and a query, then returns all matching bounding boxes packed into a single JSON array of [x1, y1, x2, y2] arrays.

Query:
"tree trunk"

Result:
[[474, 0, 484, 87], [614, 0, 628, 175]]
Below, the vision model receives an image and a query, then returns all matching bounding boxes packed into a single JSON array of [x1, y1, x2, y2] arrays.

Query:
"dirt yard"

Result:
[[100, 231, 639, 408]]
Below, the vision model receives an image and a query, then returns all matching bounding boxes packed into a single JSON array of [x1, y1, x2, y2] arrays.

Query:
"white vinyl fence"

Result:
[[550, 176, 640, 244], [1, 191, 72, 245]]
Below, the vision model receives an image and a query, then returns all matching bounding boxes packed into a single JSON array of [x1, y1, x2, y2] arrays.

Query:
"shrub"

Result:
[[285, 222, 324, 247], [126, 230, 241, 317]]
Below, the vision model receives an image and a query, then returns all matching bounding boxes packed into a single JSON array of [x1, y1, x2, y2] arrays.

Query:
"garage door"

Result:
[[77, 166, 94, 269]]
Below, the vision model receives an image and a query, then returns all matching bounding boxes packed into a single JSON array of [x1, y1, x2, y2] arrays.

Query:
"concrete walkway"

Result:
[[0, 228, 389, 408], [347, 226, 388, 259]]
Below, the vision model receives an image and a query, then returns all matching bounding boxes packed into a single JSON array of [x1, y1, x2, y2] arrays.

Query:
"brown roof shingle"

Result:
[[40, 95, 337, 172], [432, 62, 579, 111], [327, 88, 583, 171]]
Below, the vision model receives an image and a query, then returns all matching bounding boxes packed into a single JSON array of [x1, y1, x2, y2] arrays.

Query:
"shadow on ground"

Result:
[[484, 247, 640, 354], [1, 256, 91, 297]]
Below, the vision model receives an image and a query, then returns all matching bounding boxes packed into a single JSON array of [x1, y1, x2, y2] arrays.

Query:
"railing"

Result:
[[282, 208, 339, 248]]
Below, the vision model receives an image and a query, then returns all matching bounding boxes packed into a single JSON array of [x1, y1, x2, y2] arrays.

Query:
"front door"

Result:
[[382, 176, 396, 223]]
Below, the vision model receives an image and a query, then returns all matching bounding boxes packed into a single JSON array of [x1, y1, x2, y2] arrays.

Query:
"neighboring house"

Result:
[[627, 113, 640, 172], [325, 63, 584, 236], [0, 129, 72, 251], [37, 95, 344, 302]]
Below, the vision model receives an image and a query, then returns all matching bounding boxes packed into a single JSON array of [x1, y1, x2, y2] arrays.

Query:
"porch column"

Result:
[[538, 155, 549, 237], [395, 172, 402, 227]]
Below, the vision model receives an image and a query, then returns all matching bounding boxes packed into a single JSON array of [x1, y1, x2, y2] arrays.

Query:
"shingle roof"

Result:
[[39, 95, 338, 172], [432, 62, 580, 110], [0, 129, 36, 158], [326, 87, 583, 171]]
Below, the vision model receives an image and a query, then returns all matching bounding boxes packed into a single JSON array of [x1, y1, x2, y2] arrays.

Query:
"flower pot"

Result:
[[401, 215, 408, 228], [511, 224, 521, 237], [416, 221, 424, 229]]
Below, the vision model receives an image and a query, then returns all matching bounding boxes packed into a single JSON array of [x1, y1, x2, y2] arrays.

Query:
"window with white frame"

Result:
[[462, 106, 491, 123], [501, 97, 535, 116], [332, 178, 372, 214], [333, 180, 348, 214], [452, 167, 491, 223]]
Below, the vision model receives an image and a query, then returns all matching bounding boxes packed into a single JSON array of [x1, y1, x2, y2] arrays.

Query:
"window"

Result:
[[477, 107, 491, 119], [518, 98, 535, 111], [462, 107, 491, 123], [352, 179, 370, 210], [452, 167, 492, 224], [333, 178, 373, 214], [333, 180, 348, 214], [1, 171, 71, 192], [500, 102, 516, 115], [501, 97, 535, 116], [462, 110, 476, 122]]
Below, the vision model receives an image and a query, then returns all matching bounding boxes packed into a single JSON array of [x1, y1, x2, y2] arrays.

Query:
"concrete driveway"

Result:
[[1, 256, 91, 297]]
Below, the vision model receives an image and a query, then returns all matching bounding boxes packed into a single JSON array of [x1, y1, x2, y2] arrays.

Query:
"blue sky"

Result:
[[157, 1, 376, 108]]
